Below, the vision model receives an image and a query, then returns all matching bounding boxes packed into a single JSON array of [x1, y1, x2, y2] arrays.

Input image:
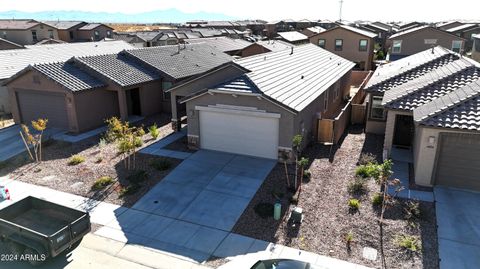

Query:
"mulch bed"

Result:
[[233, 126, 439, 269], [0, 114, 181, 207]]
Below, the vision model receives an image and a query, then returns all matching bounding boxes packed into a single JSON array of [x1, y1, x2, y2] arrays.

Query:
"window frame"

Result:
[[359, 39, 368, 51], [318, 39, 326, 49], [370, 95, 386, 120], [106, 30, 112, 38], [31, 30, 37, 41], [323, 90, 329, 112], [392, 40, 402, 54], [48, 29, 54, 39], [451, 40, 463, 53], [335, 39, 343, 51], [162, 81, 173, 100]]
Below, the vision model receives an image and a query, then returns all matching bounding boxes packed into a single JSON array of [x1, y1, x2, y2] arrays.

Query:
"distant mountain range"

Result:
[[0, 9, 237, 24]]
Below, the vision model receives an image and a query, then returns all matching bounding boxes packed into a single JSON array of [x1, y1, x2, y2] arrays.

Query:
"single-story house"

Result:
[[0, 41, 133, 114], [4, 43, 232, 133], [186, 36, 267, 57], [365, 46, 480, 190], [276, 31, 309, 45], [42, 21, 87, 42], [167, 44, 355, 160], [77, 23, 114, 42]]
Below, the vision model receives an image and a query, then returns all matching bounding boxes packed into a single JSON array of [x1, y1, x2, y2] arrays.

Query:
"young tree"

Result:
[[105, 117, 144, 170], [297, 157, 309, 195], [292, 134, 303, 190], [20, 119, 48, 163]]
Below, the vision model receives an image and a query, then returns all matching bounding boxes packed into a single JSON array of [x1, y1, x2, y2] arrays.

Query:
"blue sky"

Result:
[[0, 0, 479, 22]]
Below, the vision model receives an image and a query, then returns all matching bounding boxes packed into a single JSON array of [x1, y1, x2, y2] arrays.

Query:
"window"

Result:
[[48, 29, 54, 39], [335, 39, 343, 51], [2, 31, 6, 39], [370, 96, 385, 120], [318, 39, 326, 49], [69, 31, 74, 40], [94, 30, 100, 40], [392, 40, 402, 54], [359, 39, 368, 51], [162, 81, 173, 100], [323, 90, 329, 112], [106, 30, 112, 38], [452, 40, 463, 53], [31, 30, 37, 41]]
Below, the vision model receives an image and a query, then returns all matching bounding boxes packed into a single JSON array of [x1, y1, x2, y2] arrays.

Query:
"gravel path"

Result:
[[0, 114, 181, 207], [233, 126, 438, 269]]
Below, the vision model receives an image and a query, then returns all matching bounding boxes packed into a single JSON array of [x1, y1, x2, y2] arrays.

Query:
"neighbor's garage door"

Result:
[[17, 91, 69, 129], [199, 109, 279, 159], [435, 133, 480, 190]]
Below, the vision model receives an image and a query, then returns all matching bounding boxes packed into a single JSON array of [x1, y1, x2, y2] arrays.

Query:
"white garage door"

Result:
[[199, 107, 279, 159], [17, 91, 69, 130]]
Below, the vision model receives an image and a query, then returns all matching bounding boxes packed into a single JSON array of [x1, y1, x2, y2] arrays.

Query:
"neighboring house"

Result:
[[309, 25, 376, 70], [397, 21, 425, 31], [276, 31, 309, 45], [365, 46, 480, 191], [33, 38, 66, 45], [0, 38, 23, 50], [357, 22, 390, 49], [186, 36, 264, 57], [113, 32, 146, 48], [446, 24, 480, 52], [317, 20, 337, 30], [256, 40, 293, 52], [42, 21, 87, 42], [135, 31, 164, 47], [436, 21, 464, 31], [387, 26, 466, 60], [157, 32, 180, 46], [0, 19, 59, 45], [265, 20, 294, 38], [301, 26, 326, 37], [472, 34, 480, 62], [4, 43, 232, 133], [77, 23, 114, 42], [167, 44, 355, 160], [0, 41, 133, 115]]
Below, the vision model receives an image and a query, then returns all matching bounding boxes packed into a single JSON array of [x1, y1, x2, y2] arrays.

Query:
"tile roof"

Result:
[[34, 38, 66, 45], [383, 59, 480, 110], [209, 75, 261, 94], [414, 79, 480, 130], [0, 41, 133, 80], [0, 19, 39, 30], [31, 61, 106, 91], [339, 25, 377, 38], [223, 43, 355, 112], [389, 25, 430, 39], [446, 23, 477, 33], [190, 28, 224, 38], [256, 40, 292, 52], [277, 31, 308, 42], [0, 38, 23, 49], [134, 31, 162, 42], [75, 53, 160, 87], [186, 37, 252, 53], [125, 43, 232, 80], [42, 21, 85, 30], [305, 26, 326, 34], [365, 46, 459, 93], [78, 23, 108, 30]]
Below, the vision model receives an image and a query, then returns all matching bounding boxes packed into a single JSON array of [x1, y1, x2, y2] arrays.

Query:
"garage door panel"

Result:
[[435, 133, 480, 191], [199, 110, 279, 159], [17, 91, 69, 130]]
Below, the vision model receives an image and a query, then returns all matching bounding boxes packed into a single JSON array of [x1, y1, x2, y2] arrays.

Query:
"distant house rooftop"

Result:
[[42, 21, 85, 30], [277, 31, 308, 43], [256, 40, 292, 52], [0, 19, 40, 30], [186, 36, 252, 53]]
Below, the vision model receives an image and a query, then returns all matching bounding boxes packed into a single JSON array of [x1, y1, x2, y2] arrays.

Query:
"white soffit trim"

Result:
[[195, 105, 281, 119]]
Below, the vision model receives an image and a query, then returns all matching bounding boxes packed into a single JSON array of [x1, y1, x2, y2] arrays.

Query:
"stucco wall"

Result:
[[0, 84, 10, 114], [185, 93, 295, 149], [383, 109, 413, 155], [309, 28, 374, 70], [1, 24, 58, 45], [388, 28, 465, 58], [74, 88, 119, 132], [77, 25, 113, 42], [413, 125, 480, 186], [137, 81, 163, 116]]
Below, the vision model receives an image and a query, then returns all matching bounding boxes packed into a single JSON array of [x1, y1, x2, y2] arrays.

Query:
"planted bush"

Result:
[[358, 152, 378, 165], [150, 158, 171, 171], [126, 170, 148, 184], [347, 177, 367, 195], [371, 192, 383, 206], [92, 176, 114, 190], [68, 155, 85, 165], [396, 234, 421, 252], [148, 124, 160, 140], [355, 163, 380, 179], [119, 184, 141, 197], [404, 200, 421, 221], [348, 198, 360, 210]]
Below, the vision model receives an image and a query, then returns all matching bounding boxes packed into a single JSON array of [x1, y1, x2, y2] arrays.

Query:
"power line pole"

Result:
[[339, 0, 344, 22]]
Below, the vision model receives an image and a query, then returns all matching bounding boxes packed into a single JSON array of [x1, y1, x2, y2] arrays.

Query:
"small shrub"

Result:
[[150, 158, 172, 171], [303, 169, 311, 179], [134, 137, 143, 148], [148, 124, 160, 140], [92, 176, 114, 190], [348, 198, 360, 210], [396, 234, 421, 252], [98, 138, 107, 148], [359, 153, 378, 165], [119, 184, 141, 197], [254, 203, 274, 219], [95, 157, 103, 163], [68, 155, 85, 165], [345, 231, 354, 244], [355, 163, 380, 179], [347, 177, 367, 194], [290, 190, 300, 205], [372, 192, 383, 206], [126, 170, 148, 184], [404, 201, 421, 221]]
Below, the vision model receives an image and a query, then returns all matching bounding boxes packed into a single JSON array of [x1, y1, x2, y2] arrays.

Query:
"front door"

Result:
[[393, 115, 414, 148], [126, 88, 141, 116]]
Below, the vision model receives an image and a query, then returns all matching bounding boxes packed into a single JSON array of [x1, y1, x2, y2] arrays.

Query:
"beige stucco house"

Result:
[[365, 46, 480, 191], [0, 19, 59, 45]]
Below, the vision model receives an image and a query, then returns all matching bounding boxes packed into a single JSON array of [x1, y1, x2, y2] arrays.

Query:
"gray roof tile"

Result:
[[42, 21, 85, 30], [186, 37, 252, 53], [75, 53, 160, 87], [125, 43, 232, 80], [32, 61, 105, 91]]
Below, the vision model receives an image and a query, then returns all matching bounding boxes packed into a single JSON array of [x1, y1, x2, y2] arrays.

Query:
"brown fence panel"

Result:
[[333, 103, 352, 143], [317, 119, 334, 143], [351, 104, 366, 124]]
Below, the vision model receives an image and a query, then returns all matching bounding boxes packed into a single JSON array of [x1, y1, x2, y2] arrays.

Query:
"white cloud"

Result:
[[0, 0, 479, 22]]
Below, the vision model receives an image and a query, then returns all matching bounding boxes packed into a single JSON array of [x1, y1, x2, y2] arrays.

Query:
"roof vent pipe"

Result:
[[431, 46, 434, 54], [290, 46, 294, 55]]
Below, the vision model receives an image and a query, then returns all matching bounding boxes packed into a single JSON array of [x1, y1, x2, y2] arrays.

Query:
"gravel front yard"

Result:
[[233, 126, 438, 269], [0, 114, 181, 207]]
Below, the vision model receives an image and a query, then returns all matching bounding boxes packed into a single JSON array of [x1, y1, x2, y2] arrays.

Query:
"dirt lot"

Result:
[[0, 114, 180, 207], [233, 127, 438, 269]]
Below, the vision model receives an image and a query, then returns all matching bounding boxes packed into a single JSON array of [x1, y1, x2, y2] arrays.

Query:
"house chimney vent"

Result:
[[290, 47, 294, 55]]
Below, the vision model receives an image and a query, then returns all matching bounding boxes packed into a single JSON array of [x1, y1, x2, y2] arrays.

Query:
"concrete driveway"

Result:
[[435, 187, 480, 269], [96, 150, 276, 262]]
